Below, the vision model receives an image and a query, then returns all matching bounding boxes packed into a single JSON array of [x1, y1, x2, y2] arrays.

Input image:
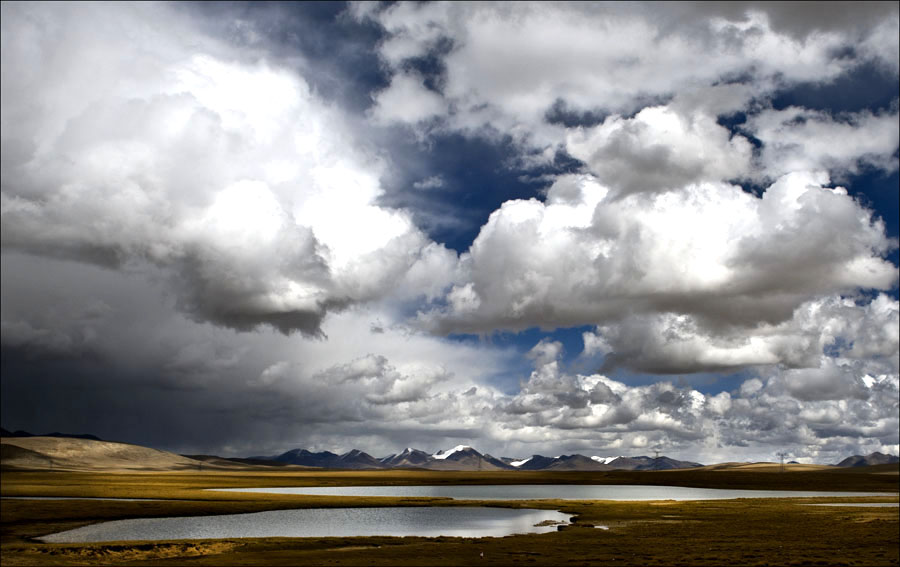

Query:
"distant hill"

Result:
[[635, 456, 705, 471], [0, 436, 212, 472], [271, 448, 341, 467], [269, 448, 386, 469], [223, 456, 294, 467], [1, 427, 102, 441], [505, 454, 702, 472], [182, 454, 302, 468], [335, 449, 386, 470], [835, 452, 900, 467], [543, 454, 611, 471], [700, 462, 833, 472]]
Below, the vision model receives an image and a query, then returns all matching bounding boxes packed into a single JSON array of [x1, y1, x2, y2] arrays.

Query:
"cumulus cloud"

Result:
[[566, 106, 754, 197], [418, 173, 895, 370], [593, 294, 900, 374], [359, 2, 899, 213], [2, 251, 897, 463], [362, 2, 898, 379], [356, 2, 896, 141], [490, 341, 898, 463], [0, 2, 455, 336], [747, 106, 900, 179]]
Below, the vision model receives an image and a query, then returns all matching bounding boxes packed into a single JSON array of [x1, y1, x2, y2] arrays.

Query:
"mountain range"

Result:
[[255, 444, 703, 471], [3, 428, 896, 472]]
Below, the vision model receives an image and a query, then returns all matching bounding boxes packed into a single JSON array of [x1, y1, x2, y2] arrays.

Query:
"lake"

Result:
[[39, 507, 571, 543], [209, 484, 888, 501]]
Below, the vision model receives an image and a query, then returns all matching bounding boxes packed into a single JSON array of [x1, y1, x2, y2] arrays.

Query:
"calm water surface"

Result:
[[40, 507, 571, 543], [210, 484, 888, 501]]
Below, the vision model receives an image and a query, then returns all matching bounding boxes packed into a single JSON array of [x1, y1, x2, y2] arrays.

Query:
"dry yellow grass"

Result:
[[700, 461, 834, 473]]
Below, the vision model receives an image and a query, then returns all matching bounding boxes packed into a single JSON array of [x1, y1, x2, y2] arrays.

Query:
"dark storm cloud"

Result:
[[0, 251, 512, 457]]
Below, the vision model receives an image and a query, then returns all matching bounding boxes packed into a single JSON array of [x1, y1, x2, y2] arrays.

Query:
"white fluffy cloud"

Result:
[[566, 106, 754, 197], [1, 2, 456, 336], [592, 294, 899, 374], [419, 173, 895, 369]]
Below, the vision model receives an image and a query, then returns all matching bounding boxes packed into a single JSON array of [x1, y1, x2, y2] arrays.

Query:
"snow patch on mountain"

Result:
[[591, 456, 623, 464], [433, 445, 471, 460]]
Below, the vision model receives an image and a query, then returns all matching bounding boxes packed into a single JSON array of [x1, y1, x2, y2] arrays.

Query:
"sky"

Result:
[[1, 1, 898, 465]]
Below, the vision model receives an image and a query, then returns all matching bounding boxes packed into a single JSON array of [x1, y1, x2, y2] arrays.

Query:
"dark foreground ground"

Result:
[[1, 466, 897, 566]]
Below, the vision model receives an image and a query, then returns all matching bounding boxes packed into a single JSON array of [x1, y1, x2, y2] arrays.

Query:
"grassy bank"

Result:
[[2, 469, 897, 566]]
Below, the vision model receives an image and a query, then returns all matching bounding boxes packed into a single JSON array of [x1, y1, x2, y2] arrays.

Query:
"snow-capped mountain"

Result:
[[424, 445, 512, 471]]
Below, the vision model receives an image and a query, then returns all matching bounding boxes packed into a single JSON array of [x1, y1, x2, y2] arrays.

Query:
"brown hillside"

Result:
[[1, 436, 224, 472]]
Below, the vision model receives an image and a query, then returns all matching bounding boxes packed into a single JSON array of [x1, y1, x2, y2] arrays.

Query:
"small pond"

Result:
[[209, 484, 888, 501], [40, 507, 570, 543]]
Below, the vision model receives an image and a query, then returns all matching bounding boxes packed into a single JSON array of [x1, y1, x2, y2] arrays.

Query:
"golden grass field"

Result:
[[1, 467, 898, 566]]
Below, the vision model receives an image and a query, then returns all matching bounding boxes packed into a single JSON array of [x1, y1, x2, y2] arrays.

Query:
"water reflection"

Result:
[[210, 484, 887, 501]]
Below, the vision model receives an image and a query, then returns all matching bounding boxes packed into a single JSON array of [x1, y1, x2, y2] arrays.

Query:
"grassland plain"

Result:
[[1, 467, 897, 566]]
